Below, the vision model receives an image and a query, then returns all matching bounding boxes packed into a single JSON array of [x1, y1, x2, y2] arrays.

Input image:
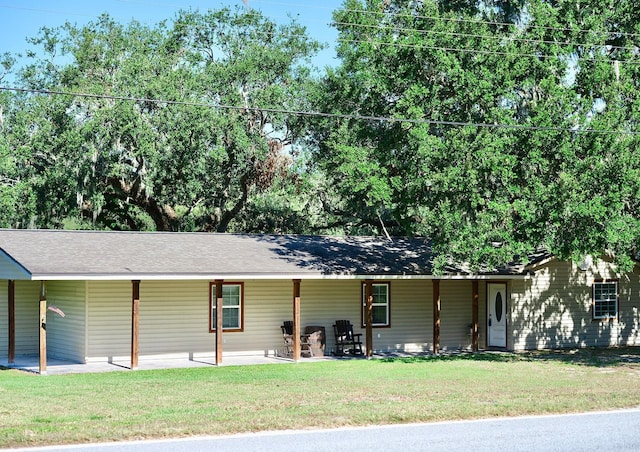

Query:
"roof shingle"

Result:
[[0, 229, 542, 280]]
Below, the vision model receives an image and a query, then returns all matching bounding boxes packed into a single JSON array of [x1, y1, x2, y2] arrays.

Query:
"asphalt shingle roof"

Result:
[[0, 229, 544, 280], [0, 229, 437, 280]]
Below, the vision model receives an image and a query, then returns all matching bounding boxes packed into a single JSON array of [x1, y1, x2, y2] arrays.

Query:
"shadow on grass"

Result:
[[519, 346, 640, 367], [376, 346, 640, 367], [377, 352, 520, 364]]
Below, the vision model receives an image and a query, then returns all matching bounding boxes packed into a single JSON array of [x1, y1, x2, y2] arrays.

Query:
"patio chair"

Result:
[[332, 320, 363, 356], [281, 321, 313, 357]]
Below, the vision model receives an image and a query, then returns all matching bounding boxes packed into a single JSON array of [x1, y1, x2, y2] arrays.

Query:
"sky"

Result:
[[0, 0, 344, 76]]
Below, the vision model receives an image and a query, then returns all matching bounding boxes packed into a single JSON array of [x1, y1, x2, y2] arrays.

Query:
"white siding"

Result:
[[80, 278, 505, 361], [137, 280, 212, 357], [384, 280, 431, 352], [440, 280, 485, 351], [47, 281, 86, 362], [298, 279, 363, 354], [225, 280, 291, 355], [15, 280, 40, 355], [510, 258, 640, 351], [0, 281, 6, 356], [86, 281, 132, 359], [0, 253, 30, 280], [619, 268, 640, 346], [0, 280, 40, 358], [478, 281, 487, 348], [300, 280, 433, 354]]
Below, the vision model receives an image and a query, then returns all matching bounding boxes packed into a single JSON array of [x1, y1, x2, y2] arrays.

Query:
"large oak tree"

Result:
[[311, 0, 640, 272], [3, 7, 321, 231]]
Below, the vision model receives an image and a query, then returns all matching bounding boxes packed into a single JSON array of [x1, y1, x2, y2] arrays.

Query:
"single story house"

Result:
[[1, 229, 638, 374]]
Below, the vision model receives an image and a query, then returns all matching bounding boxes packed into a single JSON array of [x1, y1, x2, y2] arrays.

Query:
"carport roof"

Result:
[[0, 229, 542, 281]]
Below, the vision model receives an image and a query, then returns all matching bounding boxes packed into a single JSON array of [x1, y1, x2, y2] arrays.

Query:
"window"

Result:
[[210, 282, 244, 331], [592, 280, 618, 320], [362, 282, 390, 327]]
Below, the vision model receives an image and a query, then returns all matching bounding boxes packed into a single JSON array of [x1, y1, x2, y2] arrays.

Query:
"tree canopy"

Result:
[[311, 0, 640, 271], [1, 1, 640, 272], [1, 7, 321, 232]]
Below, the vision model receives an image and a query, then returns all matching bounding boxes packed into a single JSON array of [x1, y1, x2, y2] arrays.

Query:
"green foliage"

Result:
[[311, 0, 640, 272], [0, 90, 37, 228], [3, 0, 640, 273], [5, 7, 321, 231]]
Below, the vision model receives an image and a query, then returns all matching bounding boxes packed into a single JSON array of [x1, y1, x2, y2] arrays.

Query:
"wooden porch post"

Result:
[[39, 281, 47, 375], [131, 280, 140, 370], [8, 280, 15, 365], [365, 279, 373, 358], [472, 280, 479, 352], [215, 279, 224, 365], [292, 279, 302, 361], [433, 279, 440, 354]]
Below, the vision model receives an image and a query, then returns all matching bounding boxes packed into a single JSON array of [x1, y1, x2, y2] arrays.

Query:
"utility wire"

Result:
[[334, 6, 640, 40], [2, 85, 639, 136], [5, 0, 638, 42], [337, 37, 640, 66], [332, 20, 640, 54], [3, 1, 637, 64]]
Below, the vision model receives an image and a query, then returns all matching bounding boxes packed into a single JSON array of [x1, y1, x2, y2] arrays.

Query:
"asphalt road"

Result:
[[14, 408, 640, 452]]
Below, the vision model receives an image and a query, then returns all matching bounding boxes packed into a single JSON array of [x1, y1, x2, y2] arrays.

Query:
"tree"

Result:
[[7, 7, 321, 231], [311, 0, 640, 272], [0, 54, 38, 228]]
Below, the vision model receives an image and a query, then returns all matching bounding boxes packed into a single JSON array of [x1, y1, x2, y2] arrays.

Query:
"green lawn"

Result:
[[1, 349, 640, 448]]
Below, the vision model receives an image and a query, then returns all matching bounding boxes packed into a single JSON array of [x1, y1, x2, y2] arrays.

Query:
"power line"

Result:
[[332, 20, 640, 54], [4, 1, 636, 67], [2, 85, 639, 136], [335, 6, 640, 41], [337, 37, 640, 66]]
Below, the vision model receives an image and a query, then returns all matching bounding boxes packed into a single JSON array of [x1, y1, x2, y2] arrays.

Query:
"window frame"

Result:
[[361, 282, 391, 328], [209, 282, 244, 332], [592, 279, 618, 320]]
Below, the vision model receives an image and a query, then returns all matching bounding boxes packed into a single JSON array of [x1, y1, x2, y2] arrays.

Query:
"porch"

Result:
[[1, 351, 434, 376], [1, 354, 338, 375]]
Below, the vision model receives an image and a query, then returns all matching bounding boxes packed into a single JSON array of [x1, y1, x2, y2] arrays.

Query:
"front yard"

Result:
[[1, 348, 639, 448]]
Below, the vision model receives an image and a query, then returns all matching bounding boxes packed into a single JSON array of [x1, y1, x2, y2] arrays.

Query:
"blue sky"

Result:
[[0, 0, 344, 73]]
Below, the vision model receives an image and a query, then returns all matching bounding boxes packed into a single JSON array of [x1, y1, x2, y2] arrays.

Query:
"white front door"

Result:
[[487, 283, 507, 348]]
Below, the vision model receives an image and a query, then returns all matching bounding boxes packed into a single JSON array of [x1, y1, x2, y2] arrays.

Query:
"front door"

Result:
[[487, 283, 507, 348]]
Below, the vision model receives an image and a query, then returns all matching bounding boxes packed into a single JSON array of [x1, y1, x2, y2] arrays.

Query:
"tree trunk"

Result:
[[106, 177, 178, 231]]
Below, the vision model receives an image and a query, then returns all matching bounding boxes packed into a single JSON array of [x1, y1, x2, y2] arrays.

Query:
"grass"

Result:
[[1, 348, 640, 448]]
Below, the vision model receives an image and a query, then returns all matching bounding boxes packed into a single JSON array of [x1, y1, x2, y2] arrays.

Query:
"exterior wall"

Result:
[[0, 254, 29, 280], [440, 280, 486, 351], [478, 281, 487, 348], [47, 281, 87, 362], [0, 279, 40, 358], [299, 279, 433, 354], [510, 258, 640, 351], [86, 280, 132, 360], [0, 281, 6, 357], [381, 279, 431, 352], [619, 267, 640, 346], [86, 280, 214, 360], [83, 278, 486, 361]]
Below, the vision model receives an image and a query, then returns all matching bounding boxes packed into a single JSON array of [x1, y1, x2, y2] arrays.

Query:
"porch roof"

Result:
[[0, 229, 542, 281]]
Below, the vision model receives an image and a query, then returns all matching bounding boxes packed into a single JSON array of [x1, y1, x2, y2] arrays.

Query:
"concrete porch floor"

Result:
[[1, 354, 340, 375]]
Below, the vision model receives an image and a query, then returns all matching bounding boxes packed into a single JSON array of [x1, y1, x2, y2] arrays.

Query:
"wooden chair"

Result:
[[332, 320, 363, 356], [281, 321, 313, 357]]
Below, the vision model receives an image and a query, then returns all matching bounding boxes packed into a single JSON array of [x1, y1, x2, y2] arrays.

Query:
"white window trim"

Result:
[[592, 280, 618, 320]]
